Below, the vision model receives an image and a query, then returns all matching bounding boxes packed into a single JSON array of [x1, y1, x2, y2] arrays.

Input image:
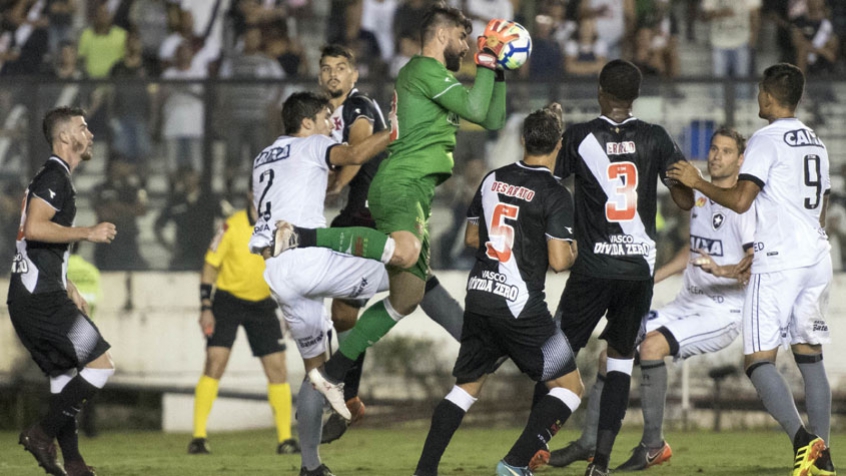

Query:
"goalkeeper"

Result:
[[273, 4, 514, 418]]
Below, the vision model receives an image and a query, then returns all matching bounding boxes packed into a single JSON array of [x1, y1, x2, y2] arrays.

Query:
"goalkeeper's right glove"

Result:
[[474, 44, 499, 72], [479, 19, 520, 57]]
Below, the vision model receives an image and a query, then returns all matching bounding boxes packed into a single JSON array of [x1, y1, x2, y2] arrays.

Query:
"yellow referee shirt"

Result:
[[205, 210, 271, 302]]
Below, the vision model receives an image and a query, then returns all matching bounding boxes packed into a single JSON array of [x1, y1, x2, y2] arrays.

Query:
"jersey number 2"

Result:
[[258, 169, 275, 221], [606, 162, 638, 222], [485, 203, 519, 262]]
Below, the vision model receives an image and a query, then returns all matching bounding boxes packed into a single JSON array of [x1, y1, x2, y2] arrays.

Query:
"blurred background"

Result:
[[0, 0, 845, 436]]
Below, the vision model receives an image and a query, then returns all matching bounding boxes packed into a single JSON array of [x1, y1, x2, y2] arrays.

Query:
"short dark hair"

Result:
[[420, 3, 471, 46], [320, 44, 356, 66], [281, 91, 330, 135], [523, 108, 564, 156], [711, 126, 747, 155], [599, 60, 642, 102], [761, 63, 805, 109], [42, 106, 86, 147]]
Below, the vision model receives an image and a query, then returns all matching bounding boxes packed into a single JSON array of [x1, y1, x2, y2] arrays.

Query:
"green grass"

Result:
[[1, 427, 841, 475]]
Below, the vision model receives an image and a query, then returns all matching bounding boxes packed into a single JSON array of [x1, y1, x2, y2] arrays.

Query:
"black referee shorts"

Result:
[[556, 272, 654, 356], [208, 290, 285, 357], [453, 309, 577, 385], [8, 292, 111, 377]]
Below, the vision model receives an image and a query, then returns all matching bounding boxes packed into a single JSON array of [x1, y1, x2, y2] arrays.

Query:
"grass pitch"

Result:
[[1, 427, 841, 475]]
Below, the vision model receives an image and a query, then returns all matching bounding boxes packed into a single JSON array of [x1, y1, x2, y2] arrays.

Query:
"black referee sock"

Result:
[[504, 394, 571, 467], [594, 370, 631, 469], [415, 399, 466, 476], [293, 226, 317, 247], [41, 375, 98, 438], [343, 352, 366, 401]]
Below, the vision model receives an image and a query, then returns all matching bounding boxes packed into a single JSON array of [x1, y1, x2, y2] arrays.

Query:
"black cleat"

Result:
[[321, 412, 350, 444], [585, 463, 610, 476], [811, 446, 836, 475], [187, 437, 211, 454], [300, 464, 336, 476], [19, 424, 66, 475], [615, 441, 672, 471], [64, 461, 96, 476], [549, 440, 594, 468], [277, 438, 301, 454]]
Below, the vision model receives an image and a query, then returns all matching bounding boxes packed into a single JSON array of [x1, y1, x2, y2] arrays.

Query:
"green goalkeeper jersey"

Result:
[[383, 55, 506, 185]]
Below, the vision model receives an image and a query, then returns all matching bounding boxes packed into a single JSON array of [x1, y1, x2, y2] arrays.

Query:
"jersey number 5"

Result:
[[606, 162, 638, 222], [486, 203, 519, 262]]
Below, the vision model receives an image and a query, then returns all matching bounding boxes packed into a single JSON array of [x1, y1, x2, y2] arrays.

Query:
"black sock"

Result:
[[294, 226, 316, 247], [41, 375, 98, 438], [55, 408, 83, 463], [343, 352, 366, 401], [531, 381, 548, 409], [324, 353, 357, 383], [594, 371, 631, 469], [504, 395, 572, 467], [415, 399, 466, 476]]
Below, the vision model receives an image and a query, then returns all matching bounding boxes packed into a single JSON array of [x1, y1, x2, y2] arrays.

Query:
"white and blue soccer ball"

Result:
[[497, 22, 532, 71]]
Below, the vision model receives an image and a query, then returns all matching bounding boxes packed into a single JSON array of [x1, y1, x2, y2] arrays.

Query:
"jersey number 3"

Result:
[[486, 203, 519, 262], [606, 162, 638, 222]]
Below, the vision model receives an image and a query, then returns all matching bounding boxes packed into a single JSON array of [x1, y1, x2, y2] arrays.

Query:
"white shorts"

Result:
[[264, 248, 389, 359], [640, 297, 741, 360], [743, 257, 832, 354]]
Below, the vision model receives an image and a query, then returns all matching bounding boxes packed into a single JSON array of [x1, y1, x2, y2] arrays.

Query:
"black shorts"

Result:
[[453, 309, 577, 384], [8, 292, 111, 377], [556, 273, 654, 356], [208, 290, 285, 357]]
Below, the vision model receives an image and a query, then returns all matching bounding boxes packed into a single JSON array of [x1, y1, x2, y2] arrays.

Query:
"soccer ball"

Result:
[[497, 22, 532, 71]]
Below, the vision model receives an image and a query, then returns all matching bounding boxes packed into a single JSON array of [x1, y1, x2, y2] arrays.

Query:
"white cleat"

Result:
[[307, 367, 351, 421], [272, 220, 299, 257]]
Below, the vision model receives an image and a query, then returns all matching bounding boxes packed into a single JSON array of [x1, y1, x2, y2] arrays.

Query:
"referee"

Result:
[[187, 183, 298, 455]]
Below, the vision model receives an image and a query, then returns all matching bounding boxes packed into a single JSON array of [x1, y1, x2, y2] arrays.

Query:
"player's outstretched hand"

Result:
[[667, 161, 703, 189], [67, 280, 90, 315], [87, 222, 117, 244], [692, 249, 719, 275]]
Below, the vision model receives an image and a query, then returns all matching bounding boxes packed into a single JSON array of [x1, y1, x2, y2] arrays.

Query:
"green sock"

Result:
[[338, 300, 398, 360], [315, 227, 389, 261]]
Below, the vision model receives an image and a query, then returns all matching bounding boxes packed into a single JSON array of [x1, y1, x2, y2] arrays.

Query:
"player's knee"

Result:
[[639, 334, 669, 361], [80, 366, 115, 389], [204, 355, 229, 379], [390, 233, 422, 269], [331, 300, 359, 332], [548, 370, 584, 398]]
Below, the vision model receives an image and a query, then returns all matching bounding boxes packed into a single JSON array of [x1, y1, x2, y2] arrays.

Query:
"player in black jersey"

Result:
[[544, 60, 694, 476], [317, 44, 466, 443], [414, 107, 580, 476], [9, 107, 118, 476]]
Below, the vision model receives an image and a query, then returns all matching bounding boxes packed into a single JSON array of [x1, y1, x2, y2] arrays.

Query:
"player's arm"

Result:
[[694, 246, 754, 282], [548, 239, 577, 272], [433, 69, 498, 126], [669, 182, 695, 211], [66, 279, 90, 315], [328, 117, 371, 194], [328, 130, 390, 167], [667, 161, 760, 213], [821, 193, 830, 228], [24, 197, 115, 244], [199, 261, 219, 337], [654, 246, 689, 283], [478, 81, 507, 130], [465, 220, 480, 249]]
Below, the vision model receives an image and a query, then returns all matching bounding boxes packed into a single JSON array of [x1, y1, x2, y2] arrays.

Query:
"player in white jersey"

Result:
[[669, 64, 834, 476], [550, 127, 755, 472], [248, 91, 391, 476]]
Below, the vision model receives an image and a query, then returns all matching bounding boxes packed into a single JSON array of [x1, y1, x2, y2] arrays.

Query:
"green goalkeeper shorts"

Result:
[[367, 174, 437, 281]]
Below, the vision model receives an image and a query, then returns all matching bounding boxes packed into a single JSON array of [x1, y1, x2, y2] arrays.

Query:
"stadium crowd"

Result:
[[0, 0, 844, 274]]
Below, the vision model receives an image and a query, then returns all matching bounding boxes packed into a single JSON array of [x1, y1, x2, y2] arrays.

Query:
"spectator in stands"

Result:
[[48, 39, 84, 79], [701, 0, 761, 79], [0, 180, 25, 277], [1, 0, 50, 76], [393, 0, 430, 49], [109, 31, 154, 176], [78, 0, 127, 78], [159, 8, 198, 69], [228, 0, 287, 41], [449, 0, 513, 45], [93, 159, 149, 271], [155, 167, 223, 271], [545, 0, 577, 52], [263, 18, 308, 78], [46, 0, 76, 59], [528, 14, 565, 81], [219, 26, 284, 198], [635, 0, 680, 79], [180, 0, 229, 65], [356, 0, 399, 64], [564, 17, 607, 77], [579, 0, 635, 60], [159, 41, 207, 175], [389, 33, 417, 77], [791, 0, 839, 75], [128, 0, 170, 75]]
